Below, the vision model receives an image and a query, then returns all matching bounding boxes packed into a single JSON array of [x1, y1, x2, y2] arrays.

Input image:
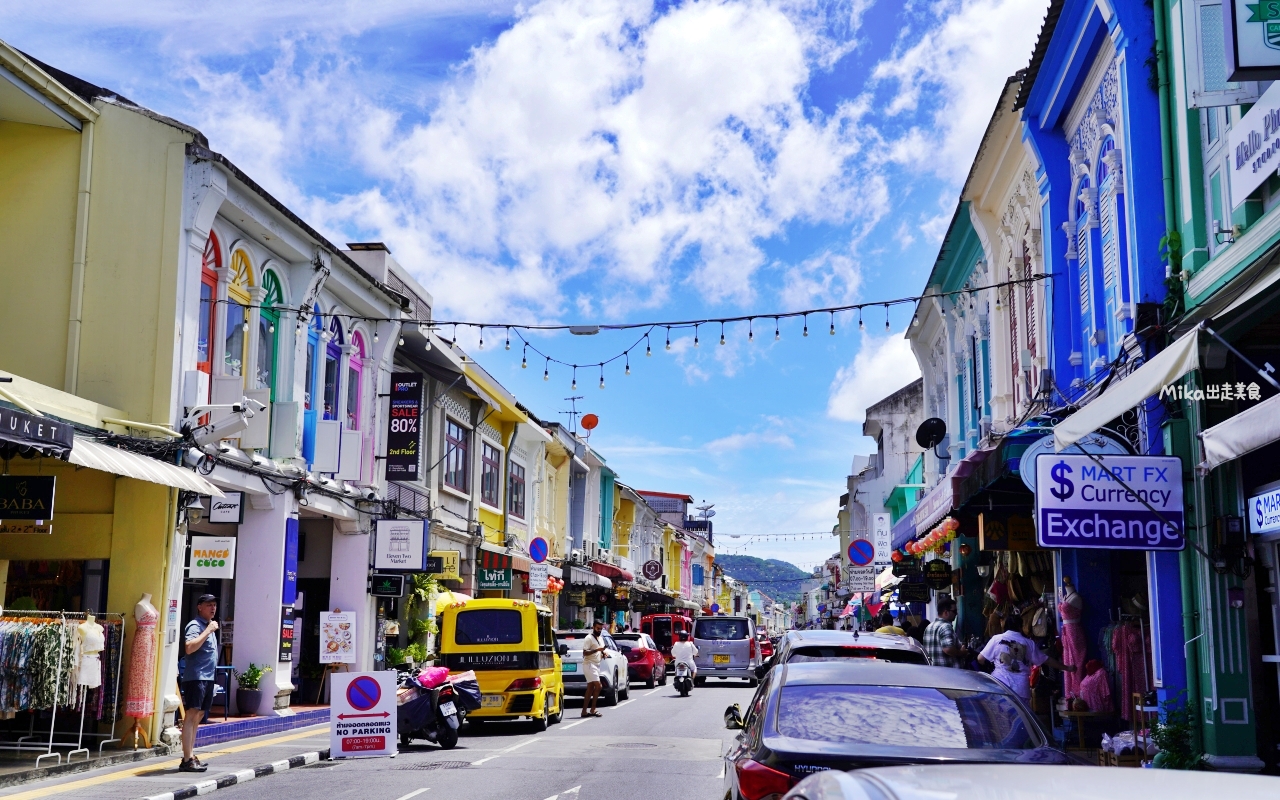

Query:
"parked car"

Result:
[[782, 764, 1280, 800], [692, 615, 760, 686], [758, 629, 928, 678], [613, 632, 667, 688], [640, 613, 692, 663], [723, 661, 1079, 800], [756, 632, 775, 660], [555, 630, 631, 706]]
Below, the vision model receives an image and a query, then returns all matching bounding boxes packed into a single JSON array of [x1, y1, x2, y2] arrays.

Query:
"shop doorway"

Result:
[[3, 559, 109, 613]]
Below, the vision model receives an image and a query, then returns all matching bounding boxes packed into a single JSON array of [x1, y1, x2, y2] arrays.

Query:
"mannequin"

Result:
[[124, 594, 159, 748], [1058, 577, 1086, 698], [77, 613, 105, 689]]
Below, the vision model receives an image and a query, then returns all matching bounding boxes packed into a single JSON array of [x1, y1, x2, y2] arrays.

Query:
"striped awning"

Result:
[[479, 550, 511, 570], [69, 436, 222, 496]]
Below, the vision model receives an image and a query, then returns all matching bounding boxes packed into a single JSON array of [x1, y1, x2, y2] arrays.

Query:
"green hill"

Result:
[[715, 555, 810, 605]]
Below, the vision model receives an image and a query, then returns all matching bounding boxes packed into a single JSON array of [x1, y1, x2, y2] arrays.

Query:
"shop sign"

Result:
[[898, 580, 930, 603], [978, 513, 1038, 551], [892, 556, 922, 577], [278, 606, 295, 662], [0, 476, 54, 521], [846, 567, 875, 593], [1019, 433, 1130, 493], [1249, 485, 1280, 534], [528, 563, 549, 591], [913, 480, 954, 536], [320, 611, 357, 664], [373, 519, 427, 571], [923, 559, 951, 590], [1225, 1, 1280, 82], [1034, 454, 1185, 551], [1229, 79, 1280, 209], [330, 671, 397, 758], [427, 550, 460, 581], [872, 513, 892, 567], [478, 567, 511, 590], [369, 573, 405, 598], [567, 590, 587, 606], [641, 560, 662, 580], [385, 372, 422, 481], [209, 491, 244, 524], [282, 519, 299, 606], [0, 407, 74, 453], [189, 536, 236, 579]]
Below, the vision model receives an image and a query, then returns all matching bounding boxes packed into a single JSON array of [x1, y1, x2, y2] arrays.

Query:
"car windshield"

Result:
[[694, 619, 748, 640], [776, 685, 1039, 750], [787, 646, 927, 665], [454, 610, 523, 645]]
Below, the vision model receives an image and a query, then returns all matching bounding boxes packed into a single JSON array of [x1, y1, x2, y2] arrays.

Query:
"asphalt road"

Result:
[[214, 677, 757, 800]]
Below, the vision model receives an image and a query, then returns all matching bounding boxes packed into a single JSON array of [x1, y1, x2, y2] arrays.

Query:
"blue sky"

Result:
[[2, 0, 1048, 572]]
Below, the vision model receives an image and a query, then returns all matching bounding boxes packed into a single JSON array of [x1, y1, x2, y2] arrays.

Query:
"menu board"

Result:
[[320, 611, 357, 664]]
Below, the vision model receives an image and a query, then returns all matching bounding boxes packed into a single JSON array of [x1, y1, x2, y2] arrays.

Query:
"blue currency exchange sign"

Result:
[[1034, 454, 1184, 551]]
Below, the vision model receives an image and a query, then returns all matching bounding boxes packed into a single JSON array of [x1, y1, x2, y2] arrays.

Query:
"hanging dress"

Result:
[[125, 607, 159, 718], [1058, 598, 1087, 698]]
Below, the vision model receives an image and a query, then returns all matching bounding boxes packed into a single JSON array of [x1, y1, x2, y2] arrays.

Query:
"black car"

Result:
[[722, 661, 1079, 800], [757, 629, 928, 679]]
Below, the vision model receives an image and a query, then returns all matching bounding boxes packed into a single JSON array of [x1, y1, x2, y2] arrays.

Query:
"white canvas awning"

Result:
[[1200, 392, 1280, 470], [1054, 329, 1201, 451], [69, 436, 223, 496]]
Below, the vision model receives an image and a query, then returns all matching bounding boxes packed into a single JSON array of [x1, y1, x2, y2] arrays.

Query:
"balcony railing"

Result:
[[387, 480, 430, 516]]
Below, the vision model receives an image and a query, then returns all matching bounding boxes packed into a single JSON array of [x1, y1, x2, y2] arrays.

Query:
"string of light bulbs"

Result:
[[208, 273, 1049, 387]]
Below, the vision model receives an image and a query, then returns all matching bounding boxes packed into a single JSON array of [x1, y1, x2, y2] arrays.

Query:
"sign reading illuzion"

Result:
[[385, 372, 422, 480], [1034, 454, 1184, 551]]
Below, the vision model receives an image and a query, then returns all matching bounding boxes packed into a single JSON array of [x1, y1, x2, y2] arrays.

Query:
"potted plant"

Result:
[[235, 663, 272, 716]]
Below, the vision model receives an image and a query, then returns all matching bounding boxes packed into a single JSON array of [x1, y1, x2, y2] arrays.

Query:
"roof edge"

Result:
[[0, 41, 98, 123]]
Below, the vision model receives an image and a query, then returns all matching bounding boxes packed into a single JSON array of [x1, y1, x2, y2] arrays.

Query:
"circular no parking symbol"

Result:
[[346, 676, 381, 711]]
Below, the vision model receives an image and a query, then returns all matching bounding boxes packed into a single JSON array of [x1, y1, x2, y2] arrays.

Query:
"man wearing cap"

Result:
[[180, 594, 219, 772]]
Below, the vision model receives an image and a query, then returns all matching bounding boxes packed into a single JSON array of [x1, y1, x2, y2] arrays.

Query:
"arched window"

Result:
[[1097, 138, 1119, 295], [323, 315, 345, 421], [224, 249, 254, 379], [346, 332, 365, 430], [303, 305, 324, 465], [1075, 179, 1091, 319], [257, 270, 284, 395], [197, 233, 221, 375]]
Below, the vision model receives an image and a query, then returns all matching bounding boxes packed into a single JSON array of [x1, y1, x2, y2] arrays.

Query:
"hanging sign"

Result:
[[1034, 454, 1185, 551], [1228, 79, 1280, 209], [641, 560, 662, 580], [892, 556, 922, 577], [923, 559, 951, 590], [427, 550, 460, 581], [898, 581, 930, 603], [1019, 433, 1131, 493], [846, 567, 875, 593], [209, 491, 244, 524], [0, 476, 55, 521], [1225, 1, 1280, 82], [374, 519, 427, 571], [370, 573, 406, 598], [1249, 485, 1280, 534], [189, 536, 236, 579], [567, 590, 587, 606], [528, 563, 549, 591], [330, 671, 397, 758], [478, 567, 512, 590], [320, 611, 357, 664], [872, 513, 892, 567], [385, 372, 422, 481], [278, 606, 295, 662], [282, 519, 299, 606]]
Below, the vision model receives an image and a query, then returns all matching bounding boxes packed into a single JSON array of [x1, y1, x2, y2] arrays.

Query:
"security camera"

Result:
[[361, 488, 378, 502], [190, 413, 251, 448]]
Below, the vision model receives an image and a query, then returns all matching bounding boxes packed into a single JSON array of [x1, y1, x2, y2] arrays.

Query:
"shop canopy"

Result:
[[590, 561, 634, 582], [69, 436, 222, 496], [1054, 328, 1201, 451], [568, 565, 611, 589], [1199, 391, 1280, 470]]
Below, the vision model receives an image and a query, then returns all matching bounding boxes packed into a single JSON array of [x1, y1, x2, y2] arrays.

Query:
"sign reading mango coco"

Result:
[[1035, 454, 1185, 551], [189, 536, 236, 579]]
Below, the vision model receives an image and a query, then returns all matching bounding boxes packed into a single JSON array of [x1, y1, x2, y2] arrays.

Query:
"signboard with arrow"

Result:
[[330, 672, 397, 758]]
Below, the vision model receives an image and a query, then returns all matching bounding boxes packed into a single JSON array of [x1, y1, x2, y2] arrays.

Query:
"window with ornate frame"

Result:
[[302, 305, 323, 465], [323, 315, 344, 421], [224, 248, 254, 381], [346, 332, 365, 430], [198, 233, 220, 376], [444, 419, 469, 492], [480, 441, 502, 507], [257, 270, 284, 396]]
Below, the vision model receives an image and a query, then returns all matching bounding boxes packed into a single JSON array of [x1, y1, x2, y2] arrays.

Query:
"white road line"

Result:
[[393, 790, 431, 800], [718, 761, 726, 779], [614, 699, 633, 709], [562, 787, 581, 796], [558, 719, 588, 730], [644, 688, 663, 696], [470, 735, 540, 765]]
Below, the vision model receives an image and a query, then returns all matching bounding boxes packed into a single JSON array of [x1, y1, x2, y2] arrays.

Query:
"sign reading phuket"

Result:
[[1034, 454, 1184, 551]]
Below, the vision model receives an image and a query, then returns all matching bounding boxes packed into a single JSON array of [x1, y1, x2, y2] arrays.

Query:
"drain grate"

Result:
[[606, 742, 658, 749], [398, 760, 474, 770]]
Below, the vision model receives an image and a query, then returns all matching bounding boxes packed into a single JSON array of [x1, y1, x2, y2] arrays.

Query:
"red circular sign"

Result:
[[346, 676, 381, 711]]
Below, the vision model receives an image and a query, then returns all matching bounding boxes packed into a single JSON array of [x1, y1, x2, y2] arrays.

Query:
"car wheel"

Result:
[[531, 696, 549, 732], [659, 666, 667, 686], [604, 675, 619, 706], [747, 678, 759, 688], [646, 673, 655, 689], [400, 732, 411, 748], [549, 692, 563, 725], [620, 674, 630, 700]]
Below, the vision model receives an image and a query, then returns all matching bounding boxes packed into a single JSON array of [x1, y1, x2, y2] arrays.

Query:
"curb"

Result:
[[0, 745, 175, 790], [137, 749, 330, 800]]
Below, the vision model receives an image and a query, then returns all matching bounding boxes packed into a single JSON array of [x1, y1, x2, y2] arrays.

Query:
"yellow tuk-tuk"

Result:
[[438, 597, 565, 730]]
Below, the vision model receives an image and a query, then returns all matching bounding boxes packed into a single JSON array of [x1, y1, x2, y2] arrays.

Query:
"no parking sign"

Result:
[[330, 671, 397, 758]]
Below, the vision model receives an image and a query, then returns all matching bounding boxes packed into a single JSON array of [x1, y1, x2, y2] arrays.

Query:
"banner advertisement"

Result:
[[386, 372, 423, 481], [330, 671, 397, 758], [374, 519, 427, 570], [0, 476, 55, 521], [1034, 454, 1184, 551], [872, 513, 892, 566], [189, 536, 236, 579]]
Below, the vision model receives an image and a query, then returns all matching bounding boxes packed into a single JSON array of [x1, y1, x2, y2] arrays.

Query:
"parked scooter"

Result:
[[395, 666, 480, 750], [673, 661, 694, 697]]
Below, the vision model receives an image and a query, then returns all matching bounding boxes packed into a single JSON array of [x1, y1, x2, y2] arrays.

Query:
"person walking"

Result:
[[581, 619, 607, 718], [874, 610, 906, 636], [179, 594, 219, 772], [923, 598, 962, 667], [978, 611, 1076, 702]]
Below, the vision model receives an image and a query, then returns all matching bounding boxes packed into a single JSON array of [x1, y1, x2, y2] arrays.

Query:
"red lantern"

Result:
[[891, 550, 903, 563], [959, 543, 972, 558]]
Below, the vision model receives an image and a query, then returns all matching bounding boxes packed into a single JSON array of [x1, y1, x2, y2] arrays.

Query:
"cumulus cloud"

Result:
[[706, 429, 796, 453], [827, 330, 921, 423]]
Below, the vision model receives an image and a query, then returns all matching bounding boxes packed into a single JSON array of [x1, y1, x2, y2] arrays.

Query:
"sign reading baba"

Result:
[[1035, 454, 1184, 551], [189, 536, 236, 579], [0, 476, 55, 523]]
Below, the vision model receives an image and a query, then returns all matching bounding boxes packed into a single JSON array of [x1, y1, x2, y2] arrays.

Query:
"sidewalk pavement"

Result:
[[0, 724, 330, 800]]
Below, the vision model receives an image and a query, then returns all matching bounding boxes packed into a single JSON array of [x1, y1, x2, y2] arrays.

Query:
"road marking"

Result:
[[2, 726, 330, 800], [393, 790, 430, 800], [614, 699, 633, 709], [542, 786, 582, 800], [558, 719, 588, 730], [719, 761, 726, 779], [645, 688, 663, 696], [469, 736, 540, 765]]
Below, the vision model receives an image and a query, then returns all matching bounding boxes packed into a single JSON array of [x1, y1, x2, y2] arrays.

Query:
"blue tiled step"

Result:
[[194, 708, 329, 746]]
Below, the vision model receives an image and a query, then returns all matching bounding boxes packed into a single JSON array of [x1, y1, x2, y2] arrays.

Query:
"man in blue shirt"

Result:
[[180, 594, 219, 773]]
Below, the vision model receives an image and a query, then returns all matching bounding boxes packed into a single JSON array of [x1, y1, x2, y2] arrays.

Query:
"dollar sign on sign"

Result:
[[1049, 460, 1074, 501]]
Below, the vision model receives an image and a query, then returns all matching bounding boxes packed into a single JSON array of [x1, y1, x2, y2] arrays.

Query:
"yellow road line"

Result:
[[2, 724, 329, 800]]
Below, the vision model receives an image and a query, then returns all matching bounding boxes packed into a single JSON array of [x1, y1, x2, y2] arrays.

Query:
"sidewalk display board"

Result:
[[320, 611, 357, 664], [330, 671, 397, 758]]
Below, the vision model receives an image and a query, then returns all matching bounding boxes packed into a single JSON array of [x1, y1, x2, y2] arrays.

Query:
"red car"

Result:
[[756, 632, 774, 659], [613, 632, 667, 688]]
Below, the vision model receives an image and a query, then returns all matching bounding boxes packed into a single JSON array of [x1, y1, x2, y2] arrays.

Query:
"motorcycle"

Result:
[[395, 666, 480, 750], [673, 661, 694, 697]]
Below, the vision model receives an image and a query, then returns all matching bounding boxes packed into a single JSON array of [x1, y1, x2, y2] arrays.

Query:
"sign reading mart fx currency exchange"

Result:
[[1034, 454, 1184, 551]]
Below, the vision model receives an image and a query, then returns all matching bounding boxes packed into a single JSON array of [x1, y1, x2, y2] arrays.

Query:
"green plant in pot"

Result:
[[234, 663, 272, 717]]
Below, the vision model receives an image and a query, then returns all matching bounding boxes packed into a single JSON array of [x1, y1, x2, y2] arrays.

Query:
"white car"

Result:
[[555, 630, 631, 706], [783, 764, 1278, 800]]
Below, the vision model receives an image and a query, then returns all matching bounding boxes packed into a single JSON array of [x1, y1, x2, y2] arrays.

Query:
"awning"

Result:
[[1054, 329, 1201, 451], [1200, 392, 1280, 470], [69, 437, 223, 495], [590, 561, 634, 582], [479, 549, 511, 570], [568, 565, 611, 588]]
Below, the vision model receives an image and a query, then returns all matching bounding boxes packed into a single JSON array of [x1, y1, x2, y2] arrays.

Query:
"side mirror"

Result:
[[724, 703, 744, 730], [557, 644, 569, 657], [754, 663, 768, 680]]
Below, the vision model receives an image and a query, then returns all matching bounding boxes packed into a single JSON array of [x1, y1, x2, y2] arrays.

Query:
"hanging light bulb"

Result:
[[694, 324, 700, 347], [665, 327, 672, 351], [774, 318, 780, 341], [803, 315, 809, 337], [451, 323, 458, 349], [478, 328, 485, 350], [268, 322, 275, 333], [859, 308, 864, 330], [829, 311, 835, 336], [242, 320, 250, 333], [373, 330, 379, 343], [505, 327, 511, 350], [884, 304, 891, 331], [748, 319, 754, 343], [599, 365, 606, 389], [719, 322, 725, 346], [521, 345, 528, 369], [544, 358, 550, 381], [646, 334, 652, 357], [399, 336, 405, 346]]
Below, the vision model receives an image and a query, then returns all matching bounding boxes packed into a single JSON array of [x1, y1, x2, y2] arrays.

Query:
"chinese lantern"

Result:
[[959, 543, 972, 558], [891, 550, 903, 563]]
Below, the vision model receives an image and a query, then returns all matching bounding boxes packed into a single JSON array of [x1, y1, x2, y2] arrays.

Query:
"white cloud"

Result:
[[826, 330, 921, 423], [706, 430, 796, 453]]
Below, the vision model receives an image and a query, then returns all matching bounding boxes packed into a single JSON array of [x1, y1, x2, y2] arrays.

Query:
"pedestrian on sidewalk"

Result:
[[581, 619, 607, 718], [180, 594, 219, 772], [923, 598, 962, 667]]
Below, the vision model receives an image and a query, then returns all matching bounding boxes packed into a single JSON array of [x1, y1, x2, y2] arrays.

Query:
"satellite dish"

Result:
[[915, 418, 947, 450], [581, 413, 599, 431], [705, 510, 716, 518]]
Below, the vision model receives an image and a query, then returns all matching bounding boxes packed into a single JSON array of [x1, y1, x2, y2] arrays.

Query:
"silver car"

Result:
[[692, 616, 759, 686], [555, 630, 631, 706]]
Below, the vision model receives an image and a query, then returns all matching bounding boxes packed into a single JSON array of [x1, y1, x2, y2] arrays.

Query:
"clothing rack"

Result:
[[0, 610, 126, 767]]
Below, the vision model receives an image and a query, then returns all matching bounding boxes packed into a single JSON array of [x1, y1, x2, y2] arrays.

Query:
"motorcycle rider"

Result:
[[670, 630, 698, 678]]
